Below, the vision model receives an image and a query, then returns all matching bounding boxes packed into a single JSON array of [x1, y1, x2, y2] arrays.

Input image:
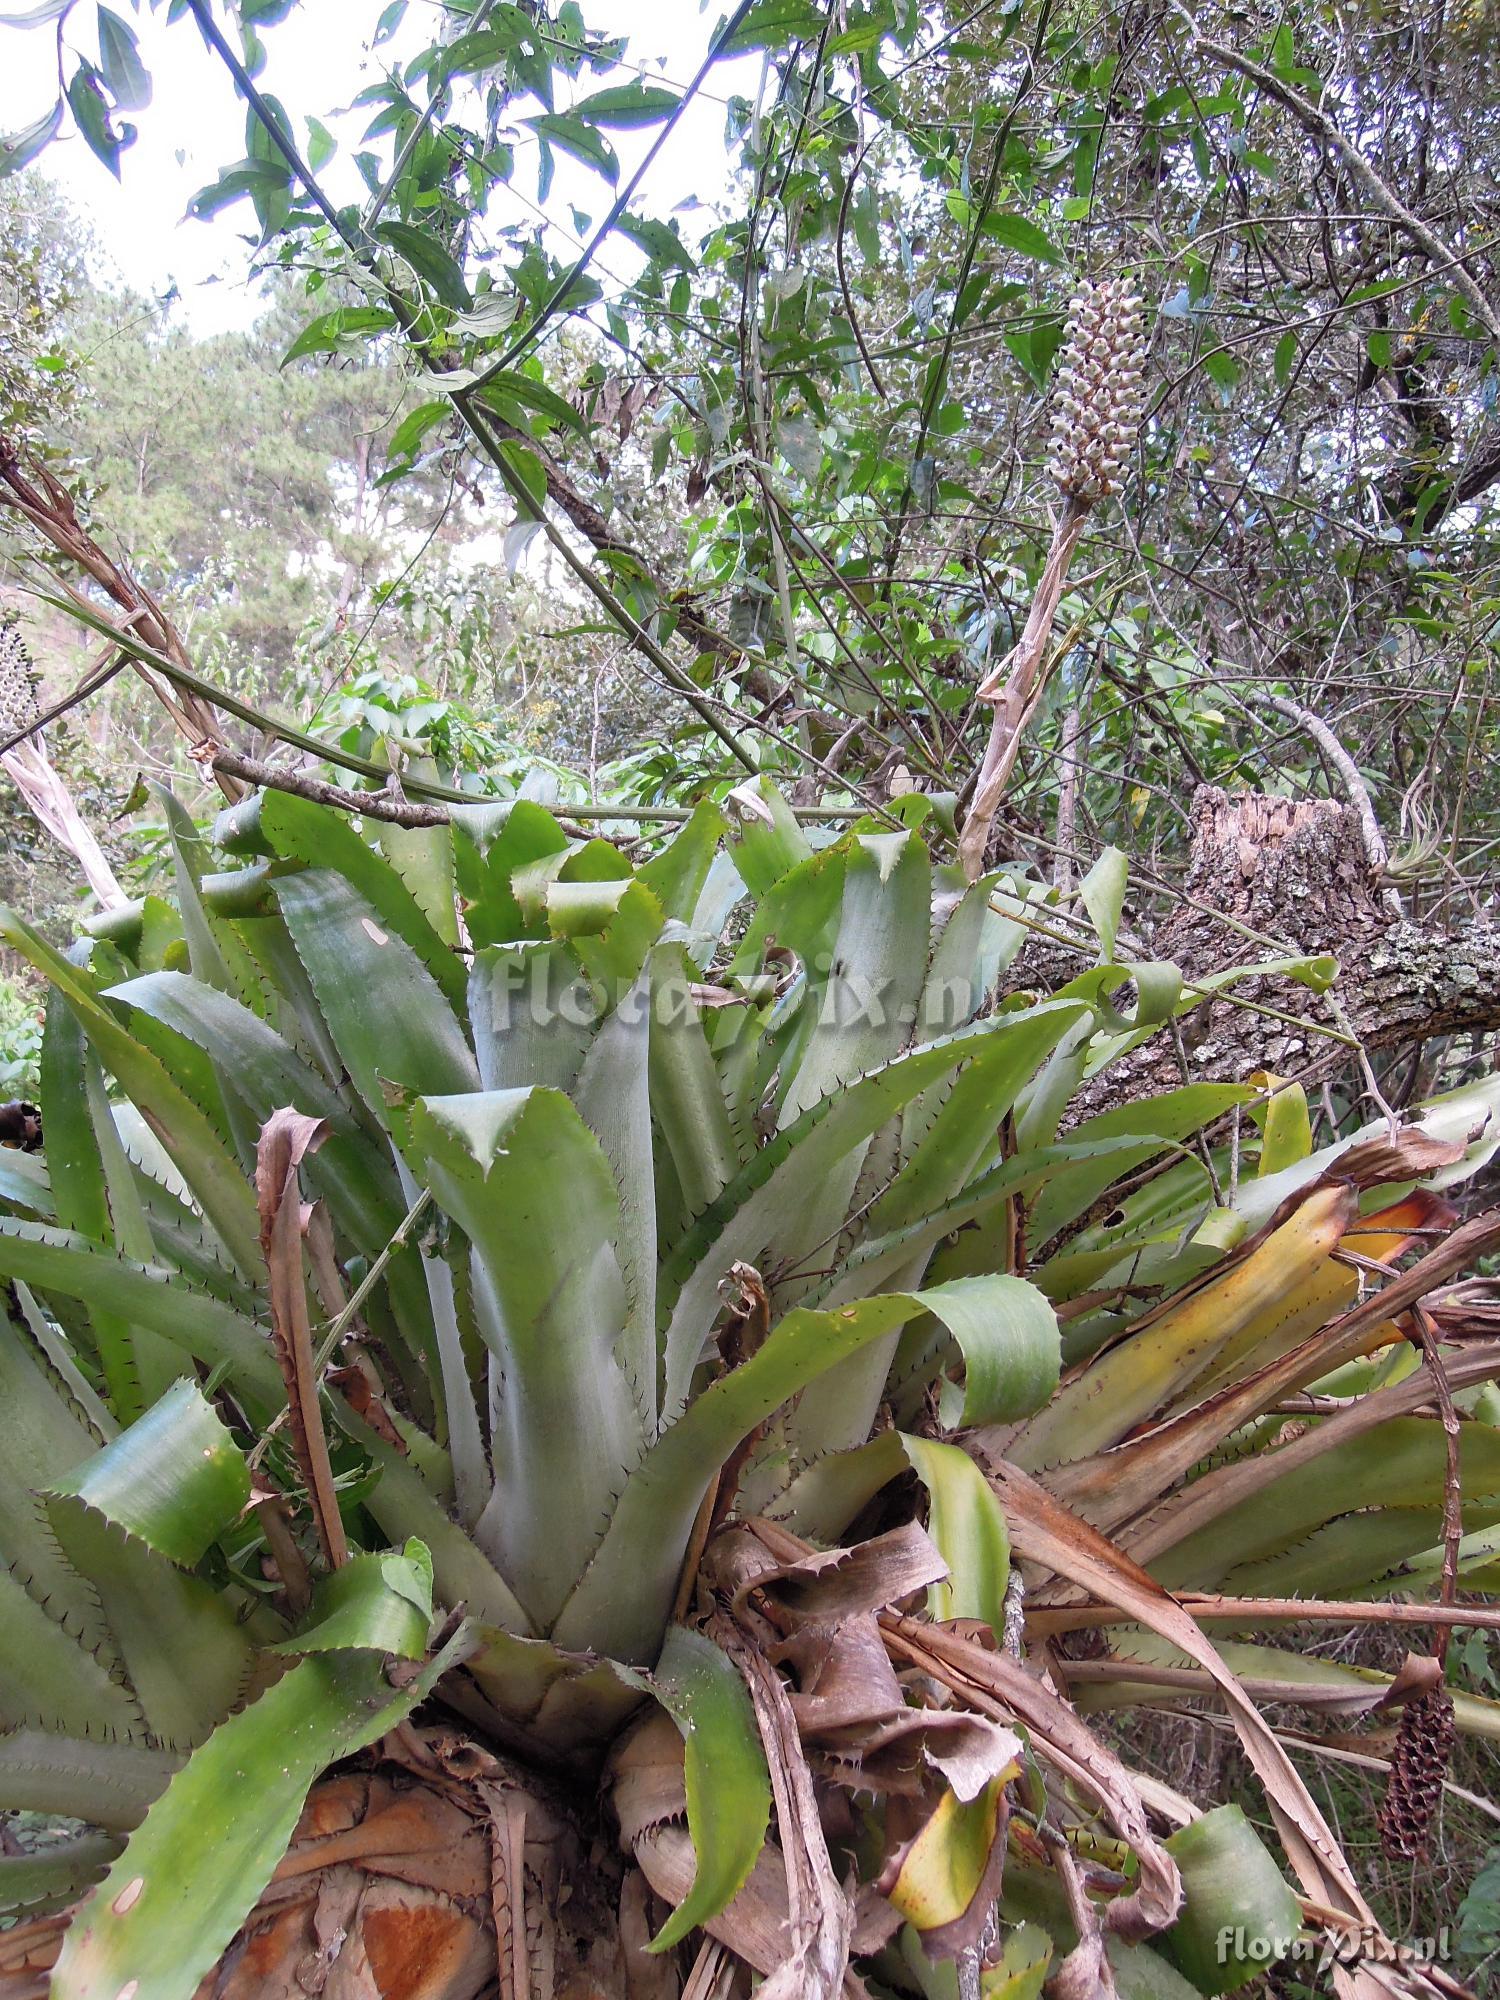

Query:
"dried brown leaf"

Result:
[[983, 1461, 1419, 2000], [256, 1107, 347, 1569], [878, 1615, 1181, 1945], [709, 1523, 1022, 1798], [705, 1611, 852, 2000]]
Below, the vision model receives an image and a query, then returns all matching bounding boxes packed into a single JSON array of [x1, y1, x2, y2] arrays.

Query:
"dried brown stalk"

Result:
[[0, 440, 242, 802], [0, 618, 126, 908], [1027, 1593, 1500, 1639], [255, 1107, 349, 1571], [1374, 1308, 1464, 1863]]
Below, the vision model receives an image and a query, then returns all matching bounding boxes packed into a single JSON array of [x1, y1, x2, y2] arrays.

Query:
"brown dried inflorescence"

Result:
[[1047, 278, 1148, 505], [1378, 1685, 1456, 1862]]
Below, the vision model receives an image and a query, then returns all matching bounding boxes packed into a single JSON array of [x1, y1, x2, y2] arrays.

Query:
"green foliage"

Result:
[[1161, 1808, 1302, 1993], [0, 176, 83, 447], [3, 3, 1500, 1987], [0, 971, 43, 1096], [5, 0, 1499, 865], [0, 784, 1493, 1990], [640, 1626, 771, 1952], [53, 1628, 470, 2000], [1457, 1841, 1500, 1979]]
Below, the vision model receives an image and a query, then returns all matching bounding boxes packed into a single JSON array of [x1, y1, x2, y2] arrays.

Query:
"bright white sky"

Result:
[[0, 0, 759, 333]]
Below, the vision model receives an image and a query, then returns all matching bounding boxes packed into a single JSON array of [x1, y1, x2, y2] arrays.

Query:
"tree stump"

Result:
[[1055, 785, 1500, 1120]]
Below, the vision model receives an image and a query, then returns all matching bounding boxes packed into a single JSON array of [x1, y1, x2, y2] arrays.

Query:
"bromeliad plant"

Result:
[[0, 778, 1498, 2000]]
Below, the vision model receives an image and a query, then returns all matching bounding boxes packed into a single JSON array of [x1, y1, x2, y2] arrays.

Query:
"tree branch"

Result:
[[183, 0, 763, 773], [1177, 13, 1500, 346]]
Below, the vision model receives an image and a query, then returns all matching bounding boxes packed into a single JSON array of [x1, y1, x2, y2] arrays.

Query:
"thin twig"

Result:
[[182, 1, 762, 772], [361, 0, 504, 232], [9, 591, 769, 823], [1025, 1595, 1500, 1639], [1407, 1307, 1465, 1669], [833, 133, 886, 396], [210, 749, 869, 828], [459, 0, 762, 393], [0, 648, 131, 758], [1173, 11, 1500, 347], [1249, 688, 1400, 914]]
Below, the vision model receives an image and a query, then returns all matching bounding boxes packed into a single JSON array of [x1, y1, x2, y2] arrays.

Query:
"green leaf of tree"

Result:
[[280, 304, 396, 364], [96, 6, 150, 111], [526, 113, 621, 184], [478, 367, 587, 435], [616, 214, 697, 270], [983, 212, 1066, 265], [0, 98, 62, 177], [722, 0, 826, 53], [375, 219, 471, 309], [0, 0, 75, 23], [186, 158, 292, 221], [304, 114, 336, 171], [386, 396, 451, 460], [572, 81, 680, 128], [66, 62, 128, 177]]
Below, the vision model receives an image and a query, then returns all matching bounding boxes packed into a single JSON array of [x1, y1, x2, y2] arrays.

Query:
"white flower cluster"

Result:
[[0, 620, 40, 736], [1047, 278, 1148, 504]]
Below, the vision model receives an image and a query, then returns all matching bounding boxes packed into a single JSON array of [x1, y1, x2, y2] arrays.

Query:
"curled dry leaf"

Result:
[[877, 1614, 1182, 1945], [630, 1803, 890, 1988], [1308, 1127, 1472, 1200], [669, 1519, 1046, 1977], [707, 1521, 1023, 1800], [700, 1517, 1178, 1971]]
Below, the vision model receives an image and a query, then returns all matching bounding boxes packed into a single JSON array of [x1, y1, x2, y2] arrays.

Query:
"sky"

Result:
[[0, 0, 759, 333]]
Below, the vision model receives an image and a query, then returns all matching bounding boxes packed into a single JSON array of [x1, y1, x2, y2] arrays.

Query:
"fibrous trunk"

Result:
[[1, 1731, 638, 2000]]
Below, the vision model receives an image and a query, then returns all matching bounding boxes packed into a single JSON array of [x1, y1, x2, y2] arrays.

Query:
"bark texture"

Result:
[[1053, 786, 1500, 1119], [0, 1732, 642, 2000]]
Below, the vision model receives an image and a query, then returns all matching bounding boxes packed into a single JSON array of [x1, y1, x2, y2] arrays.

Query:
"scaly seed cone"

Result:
[[1048, 278, 1148, 505], [1379, 1685, 1455, 1862]]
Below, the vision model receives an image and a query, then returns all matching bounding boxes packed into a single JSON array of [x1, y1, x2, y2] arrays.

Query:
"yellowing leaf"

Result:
[[1248, 1071, 1311, 1177], [887, 1770, 1016, 1935]]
